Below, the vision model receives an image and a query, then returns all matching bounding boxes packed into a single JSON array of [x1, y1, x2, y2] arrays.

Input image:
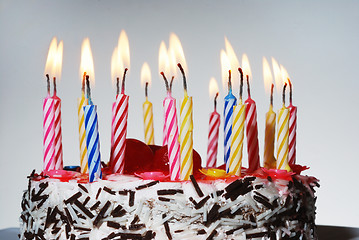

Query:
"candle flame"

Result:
[[80, 38, 95, 83], [169, 33, 187, 78], [111, 46, 121, 84], [117, 30, 130, 74], [271, 57, 282, 93], [44, 37, 63, 80], [141, 62, 151, 87], [262, 57, 273, 94], [280, 64, 290, 85], [224, 37, 240, 89], [158, 41, 171, 77], [209, 77, 219, 99], [220, 50, 231, 91], [241, 54, 252, 80]]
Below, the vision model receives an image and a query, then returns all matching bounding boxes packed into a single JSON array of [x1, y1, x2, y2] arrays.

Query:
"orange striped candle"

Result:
[[78, 74, 88, 173], [143, 82, 154, 145]]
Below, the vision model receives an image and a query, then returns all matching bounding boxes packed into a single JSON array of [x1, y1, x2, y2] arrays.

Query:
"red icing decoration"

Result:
[[253, 168, 295, 181], [43, 170, 79, 182], [134, 171, 170, 181], [289, 164, 309, 175], [123, 139, 154, 174]]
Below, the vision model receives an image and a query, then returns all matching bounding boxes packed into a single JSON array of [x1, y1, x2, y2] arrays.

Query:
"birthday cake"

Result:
[[20, 140, 319, 240]]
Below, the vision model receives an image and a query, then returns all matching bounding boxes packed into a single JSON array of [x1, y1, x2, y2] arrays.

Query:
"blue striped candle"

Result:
[[84, 104, 102, 182], [224, 90, 237, 168]]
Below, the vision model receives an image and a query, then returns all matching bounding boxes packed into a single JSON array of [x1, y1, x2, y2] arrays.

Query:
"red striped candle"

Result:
[[288, 79, 297, 166], [206, 93, 220, 168], [245, 76, 260, 172], [52, 78, 63, 170], [43, 75, 55, 171], [110, 70, 129, 174]]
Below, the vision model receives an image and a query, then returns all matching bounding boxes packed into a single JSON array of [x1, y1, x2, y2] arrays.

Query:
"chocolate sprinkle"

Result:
[[78, 184, 88, 193], [129, 224, 145, 230], [107, 221, 121, 229], [131, 215, 139, 225], [246, 231, 268, 238], [111, 205, 126, 217], [197, 229, 206, 234], [194, 195, 210, 209], [206, 230, 217, 240], [157, 189, 184, 195], [103, 186, 116, 195], [93, 201, 111, 227], [136, 180, 159, 190], [163, 216, 172, 240], [74, 200, 94, 218], [83, 196, 90, 206], [90, 201, 100, 211], [129, 190, 135, 207], [95, 188, 102, 199], [189, 197, 198, 205], [190, 175, 204, 197], [119, 190, 128, 195], [64, 192, 82, 204], [158, 197, 171, 202]]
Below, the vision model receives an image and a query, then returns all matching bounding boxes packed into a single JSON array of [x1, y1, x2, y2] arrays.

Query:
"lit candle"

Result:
[[169, 33, 193, 180], [78, 73, 88, 173], [206, 78, 220, 168], [221, 50, 237, 167], [161, 73, 180, 180], [84, 76, 102, 182], [80, 38, 102, 182], [288, 79, 297, 166], [110, 31, 130, 174], [263, 57, 276, 169], [51, 40, 64, 170], [243, 54, 260, 173], [276, 83, 291, 171], [178, 63, 193, 180], [228, 68, 246, 175], [141, 63, 155, 145]]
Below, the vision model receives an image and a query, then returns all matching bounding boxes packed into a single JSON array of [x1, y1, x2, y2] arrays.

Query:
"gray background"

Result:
[[1, 0, 358, 228]]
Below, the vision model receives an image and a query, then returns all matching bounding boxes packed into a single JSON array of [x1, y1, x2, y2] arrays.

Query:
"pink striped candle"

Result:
[[110, 70, 129, 174], [206, 93, 220, 168], [288, 79, 297, 166], [52, 78, 63, 170], [245, 76, 260, 173], [162, 119, 168, 146], [161, 73, 180, 180], [43, 75, 55, 171]]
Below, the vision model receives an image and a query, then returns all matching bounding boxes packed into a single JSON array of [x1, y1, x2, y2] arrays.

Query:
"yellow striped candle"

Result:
[[78, 91, 88, 173], [143, 94, 154, 144], [179, 93, 193, 180], [228, 100, 246, 176], [276, 83, 291, 171], [178, 63, 193, 180]]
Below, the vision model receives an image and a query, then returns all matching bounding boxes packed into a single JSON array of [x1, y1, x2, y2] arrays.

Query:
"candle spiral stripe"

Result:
[[162, 120, 168, 146], [180, 96, 193, 180], [206, 112, 220, 168], [288, 106, 297, 166], [53, 96, 63, 170], [228, 103, 246, 175], [264, 108, 276, 169], [245, 99, 260, 172], [84, 105, 102, 182], [78, 96, 88, 173], [276, 107, 291, 171], [224, 97, 237, 166], [43, 97, 55, 171], [111, 95, 129, 174], [143, 101, 155, 145], [164, 97, 180, 180]]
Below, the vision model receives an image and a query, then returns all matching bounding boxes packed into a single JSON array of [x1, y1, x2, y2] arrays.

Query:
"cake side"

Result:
[[20, 173, 318, 240]]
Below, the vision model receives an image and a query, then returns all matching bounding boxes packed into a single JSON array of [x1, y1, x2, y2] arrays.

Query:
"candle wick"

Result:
[[121, 68, 128, 95], [116, 77, 120, 95], [177, 63, 187, 94], [270, 83, 274, 107], [82, 72, 86, 95], [288, 78, 293, 105], [46, 74, 50, 96], [170, 76, 174, 93], [145, 82, 148, 98], [214, 92, 219, 111], [53, 77, 57, 96], [160, 72, 170, 93], [282, 82, 287, 107], [228, 70, 232, 93], [246, 75, 251, 98], [238, 67, 243, 100], [86, 75, 93, 105]]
